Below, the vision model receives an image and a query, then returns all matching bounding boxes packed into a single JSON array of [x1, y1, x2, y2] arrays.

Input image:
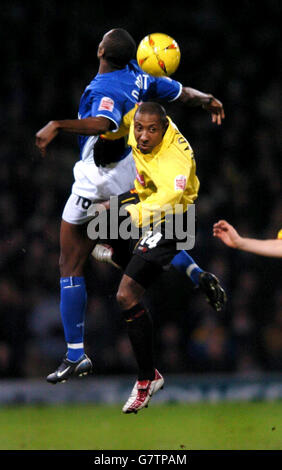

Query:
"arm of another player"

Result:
[[35, 116, 111, 157], [213, 220, 282, 258], [177, 87, 225, 125]]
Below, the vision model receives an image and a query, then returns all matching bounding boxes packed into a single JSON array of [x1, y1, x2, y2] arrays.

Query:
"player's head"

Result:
[[134, 102, 169, 154], [98, 29, 136, 69]]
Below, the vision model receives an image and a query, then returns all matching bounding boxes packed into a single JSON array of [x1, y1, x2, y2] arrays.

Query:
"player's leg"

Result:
[[117, 272, 155, 381], [170, 250, 227, 312], [92, 189, 227, 311], [47, 154, 136, 384], [47, 195, 96, 384], [59, 219, 96, 356], [116, 266, 164, 414], [93, 243, 227, 312], [170, 250, 203, 284], [169, 211, 227, 309]]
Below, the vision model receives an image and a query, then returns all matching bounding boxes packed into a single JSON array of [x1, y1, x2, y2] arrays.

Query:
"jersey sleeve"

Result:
[[90, 92, 123, 131], [144, 76, 182, 102]]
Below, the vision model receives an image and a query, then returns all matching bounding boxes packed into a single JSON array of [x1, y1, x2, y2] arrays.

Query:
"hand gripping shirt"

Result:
[[77, 60, 182, 165], [126, 117, 200, 227]]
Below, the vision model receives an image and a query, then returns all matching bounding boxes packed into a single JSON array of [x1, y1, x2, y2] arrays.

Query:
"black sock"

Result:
[[123, 304, 155, 381]]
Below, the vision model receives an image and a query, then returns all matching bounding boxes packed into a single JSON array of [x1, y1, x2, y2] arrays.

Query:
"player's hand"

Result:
[[213, 220, 241, 248], [202, 97, 225, 125], [35, 121, 59, 157]]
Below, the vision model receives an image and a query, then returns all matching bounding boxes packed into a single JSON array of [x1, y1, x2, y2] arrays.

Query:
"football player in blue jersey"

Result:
[[35, 28, 226, 384]]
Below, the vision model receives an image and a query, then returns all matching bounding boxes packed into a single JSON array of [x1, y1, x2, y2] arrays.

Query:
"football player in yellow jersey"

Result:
[[125, 104, 199, 227], [213, 220, 282, 258], [94, 103, 226, 312], [96, 102, 225, 414]]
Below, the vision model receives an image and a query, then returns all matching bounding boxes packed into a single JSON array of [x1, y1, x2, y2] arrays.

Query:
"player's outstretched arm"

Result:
[[213, 220, 242, 248], [177, 87, 225, 125], [213, 220, 282, 258], [35, 116, 111, 157]]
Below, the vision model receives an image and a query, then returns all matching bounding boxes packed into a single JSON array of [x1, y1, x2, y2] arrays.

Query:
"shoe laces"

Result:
[[137, 388, 149, 401], [128, 389, 148, 410]]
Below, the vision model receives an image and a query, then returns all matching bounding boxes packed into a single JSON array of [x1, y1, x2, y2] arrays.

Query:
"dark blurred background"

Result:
[[0, 0, 281, 380]]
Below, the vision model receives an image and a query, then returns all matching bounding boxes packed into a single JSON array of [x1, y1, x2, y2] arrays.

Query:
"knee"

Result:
[[116, 281, 139, 311], [116, 287, 132, 311], [59, 248, 86, 277], [116, 275, 144, 312]]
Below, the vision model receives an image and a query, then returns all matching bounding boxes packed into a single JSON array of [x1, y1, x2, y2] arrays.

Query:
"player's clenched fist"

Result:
[[35, 121, 59, 156]]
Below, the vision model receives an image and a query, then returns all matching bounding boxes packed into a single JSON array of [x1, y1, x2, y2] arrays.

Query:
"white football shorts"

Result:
[[62, 151, 136, 225]]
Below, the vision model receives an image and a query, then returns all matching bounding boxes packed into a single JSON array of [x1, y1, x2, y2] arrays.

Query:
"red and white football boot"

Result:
[[122, 369, 164, 414]]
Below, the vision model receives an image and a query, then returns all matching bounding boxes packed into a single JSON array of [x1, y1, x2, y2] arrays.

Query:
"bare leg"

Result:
[[59, 219, 96, 277]]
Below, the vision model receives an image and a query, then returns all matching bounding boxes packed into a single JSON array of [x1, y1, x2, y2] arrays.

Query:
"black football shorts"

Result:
[[104, 189, 192, 288]]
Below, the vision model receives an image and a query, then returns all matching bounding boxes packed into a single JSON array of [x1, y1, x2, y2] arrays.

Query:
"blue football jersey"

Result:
[[78, 60, 182, 165]]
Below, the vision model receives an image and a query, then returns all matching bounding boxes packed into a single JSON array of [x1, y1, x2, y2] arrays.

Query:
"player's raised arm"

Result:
[[35, 116, 111, 157], [177, 87, 225, 125], [136, 33, 224, 125]]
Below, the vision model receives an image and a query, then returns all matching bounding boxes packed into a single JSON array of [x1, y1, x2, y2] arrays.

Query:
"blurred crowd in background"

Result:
[[0, 1, 281, 379]]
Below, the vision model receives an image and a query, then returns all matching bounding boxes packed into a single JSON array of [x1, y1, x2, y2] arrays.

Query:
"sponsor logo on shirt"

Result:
[[174, 175, 187, 191], [136, 169, 145, 186], [98, 97, 114, 112]]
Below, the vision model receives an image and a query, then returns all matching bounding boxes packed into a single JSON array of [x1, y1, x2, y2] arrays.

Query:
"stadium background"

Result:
[[0, 1, 281, 387]]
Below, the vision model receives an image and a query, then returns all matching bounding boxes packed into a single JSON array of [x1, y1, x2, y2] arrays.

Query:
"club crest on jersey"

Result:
[[98, 97, 114, 112], [136, 169, 145, 186], [174, 175, 187, 191]]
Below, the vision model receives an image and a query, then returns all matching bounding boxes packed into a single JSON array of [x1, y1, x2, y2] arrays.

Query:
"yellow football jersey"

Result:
[[277, 229, 282, 240], [126, 117, 200, 227]]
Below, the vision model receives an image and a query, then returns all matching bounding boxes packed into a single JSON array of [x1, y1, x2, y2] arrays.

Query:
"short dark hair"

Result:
[[103, 29, 136, 68], [135, 102, 168, 128]]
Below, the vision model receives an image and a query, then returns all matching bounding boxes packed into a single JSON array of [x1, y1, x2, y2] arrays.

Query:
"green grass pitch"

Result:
[[0, 402, 281, 450]]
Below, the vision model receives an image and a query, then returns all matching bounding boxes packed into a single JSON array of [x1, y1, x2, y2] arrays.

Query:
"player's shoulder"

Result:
[[127, 59, 142, 73], [85, 74, 125, 101], [170, 122, 193, 157], [89, 61, 143, 90]]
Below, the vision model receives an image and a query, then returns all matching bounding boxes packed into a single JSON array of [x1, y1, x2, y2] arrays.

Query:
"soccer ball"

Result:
[[137, 33, 181, 77]]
